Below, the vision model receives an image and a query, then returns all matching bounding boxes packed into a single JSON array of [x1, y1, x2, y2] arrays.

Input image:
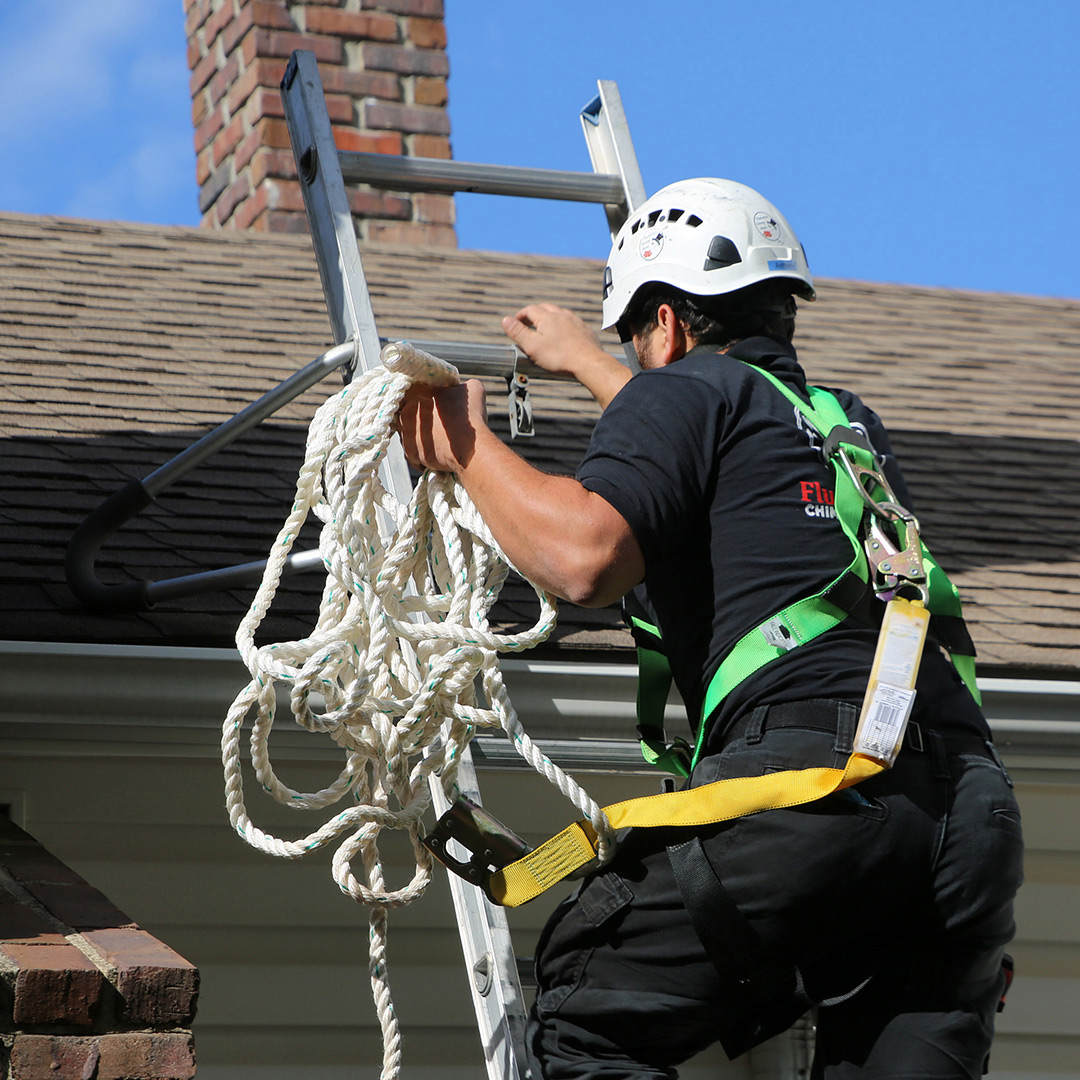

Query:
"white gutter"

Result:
[[2, 641, 1078, 763]]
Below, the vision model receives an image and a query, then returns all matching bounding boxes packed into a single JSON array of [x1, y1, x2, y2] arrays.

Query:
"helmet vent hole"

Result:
[[686, 214, 703, 227], [630, 219, 642, 234], [668, 208, 684, 222], [617, 238, 624, 250], [647, 209, 663, 227]]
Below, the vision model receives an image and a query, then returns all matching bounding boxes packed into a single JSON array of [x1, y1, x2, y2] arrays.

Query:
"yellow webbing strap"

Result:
[[487, 752, 884, 907]]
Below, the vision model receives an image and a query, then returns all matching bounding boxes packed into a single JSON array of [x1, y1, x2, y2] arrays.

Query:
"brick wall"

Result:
[[0, 819, 198, 1080], [185, 0, 457, 245]]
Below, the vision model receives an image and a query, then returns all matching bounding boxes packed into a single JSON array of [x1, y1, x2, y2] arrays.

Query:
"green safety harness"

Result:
[[630, 364, 979, 777]]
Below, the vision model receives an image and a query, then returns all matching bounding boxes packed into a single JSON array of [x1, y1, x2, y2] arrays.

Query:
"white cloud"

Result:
[[0, 0, 162, 141], [0, 3, 197, 224]]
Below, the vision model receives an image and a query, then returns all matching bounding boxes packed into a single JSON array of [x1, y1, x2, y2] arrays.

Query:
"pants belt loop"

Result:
[[744, 704, 769, 745], [985, 739, 1014, 788], [927, 728, 950, 781], [906, 721, 925, 753], [833, 701, 858, 757]]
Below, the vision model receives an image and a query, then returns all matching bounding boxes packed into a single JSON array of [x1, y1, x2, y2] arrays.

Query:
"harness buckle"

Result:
[[760, 616, 798, 652], [422, 794, 531, 902]]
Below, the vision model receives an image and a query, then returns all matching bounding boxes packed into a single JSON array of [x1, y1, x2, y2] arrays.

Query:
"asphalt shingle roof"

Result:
[[2, 211, 1079, 674]]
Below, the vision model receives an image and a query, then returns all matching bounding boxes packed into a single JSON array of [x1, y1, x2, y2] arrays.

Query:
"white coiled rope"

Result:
[[221, 341, 615, 1080]]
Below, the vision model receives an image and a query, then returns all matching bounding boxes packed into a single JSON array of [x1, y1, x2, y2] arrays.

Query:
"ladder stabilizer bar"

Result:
[[65, 334, 584, 614], [65, 340, 356, 614]]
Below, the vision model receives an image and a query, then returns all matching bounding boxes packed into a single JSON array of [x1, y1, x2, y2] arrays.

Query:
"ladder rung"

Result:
[[339, 151, 627, 204], [470, 736, 653, 774], [382, 338, 575, 381]]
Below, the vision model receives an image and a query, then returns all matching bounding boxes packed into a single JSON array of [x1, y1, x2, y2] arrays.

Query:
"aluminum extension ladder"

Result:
[[64, 51, 645, 1079], [63, 51, 814, 1078], [278, 49, 646, 1080]]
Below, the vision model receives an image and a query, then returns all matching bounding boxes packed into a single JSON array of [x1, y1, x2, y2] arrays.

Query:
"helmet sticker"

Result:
[[639, 231, 665, 261], [753, 211, 783, 242]]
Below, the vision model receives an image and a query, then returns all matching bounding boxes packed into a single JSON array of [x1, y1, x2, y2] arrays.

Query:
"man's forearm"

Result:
[[572, 352, 633, 411], [395, 378, 644, 606]]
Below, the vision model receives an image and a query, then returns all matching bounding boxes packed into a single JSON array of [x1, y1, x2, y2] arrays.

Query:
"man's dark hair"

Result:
[[622, 279, 798, 349]]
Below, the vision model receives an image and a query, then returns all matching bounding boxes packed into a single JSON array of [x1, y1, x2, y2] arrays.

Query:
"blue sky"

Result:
[[2, 1, 1077, 299]]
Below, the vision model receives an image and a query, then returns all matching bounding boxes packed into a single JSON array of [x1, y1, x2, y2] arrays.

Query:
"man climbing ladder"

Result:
[[397, 178, 1023, 1078]]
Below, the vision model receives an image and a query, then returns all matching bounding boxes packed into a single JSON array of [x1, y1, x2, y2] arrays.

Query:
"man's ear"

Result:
[[654, 303, 691, 366]]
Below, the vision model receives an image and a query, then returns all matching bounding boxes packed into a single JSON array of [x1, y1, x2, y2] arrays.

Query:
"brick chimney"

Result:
[[184, 0, 456, 245]]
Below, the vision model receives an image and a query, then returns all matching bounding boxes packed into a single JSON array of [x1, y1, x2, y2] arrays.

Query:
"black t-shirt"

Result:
[[577, 337, 986, 750]]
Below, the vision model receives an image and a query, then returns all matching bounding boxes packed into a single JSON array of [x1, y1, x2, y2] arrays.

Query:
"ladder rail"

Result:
[[281, 54, 399, 406], [283, 48, 534, 1080], [580, 79, 647, 374], [580, 80, 648, 240]]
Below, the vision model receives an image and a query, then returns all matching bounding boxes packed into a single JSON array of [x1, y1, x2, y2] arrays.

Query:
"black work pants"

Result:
[[527, 700, 1023, 1079]]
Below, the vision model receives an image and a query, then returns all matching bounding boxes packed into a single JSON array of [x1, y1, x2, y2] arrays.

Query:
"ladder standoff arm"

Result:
[[65, 337, 572, 614], [65, 339, 357, 614]]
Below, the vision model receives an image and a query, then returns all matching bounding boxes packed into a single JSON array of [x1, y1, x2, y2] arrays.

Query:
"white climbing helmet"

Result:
[[601, 177, 815, 333]]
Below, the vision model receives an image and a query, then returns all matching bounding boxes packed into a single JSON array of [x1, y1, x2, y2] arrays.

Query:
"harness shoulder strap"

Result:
[[631, 364, 978, 772], [693, 368, 877, 765], [696, 366, 978, 762]]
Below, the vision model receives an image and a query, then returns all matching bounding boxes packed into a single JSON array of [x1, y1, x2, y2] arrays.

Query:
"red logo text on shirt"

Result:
[[799, 480, 836, 519]]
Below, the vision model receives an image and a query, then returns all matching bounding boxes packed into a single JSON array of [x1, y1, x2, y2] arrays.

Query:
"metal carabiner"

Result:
[[824, 430, 929, 602], [505, 363, 534, 440], [866, 507, 928, 603], [833, 447, 897, 517]]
